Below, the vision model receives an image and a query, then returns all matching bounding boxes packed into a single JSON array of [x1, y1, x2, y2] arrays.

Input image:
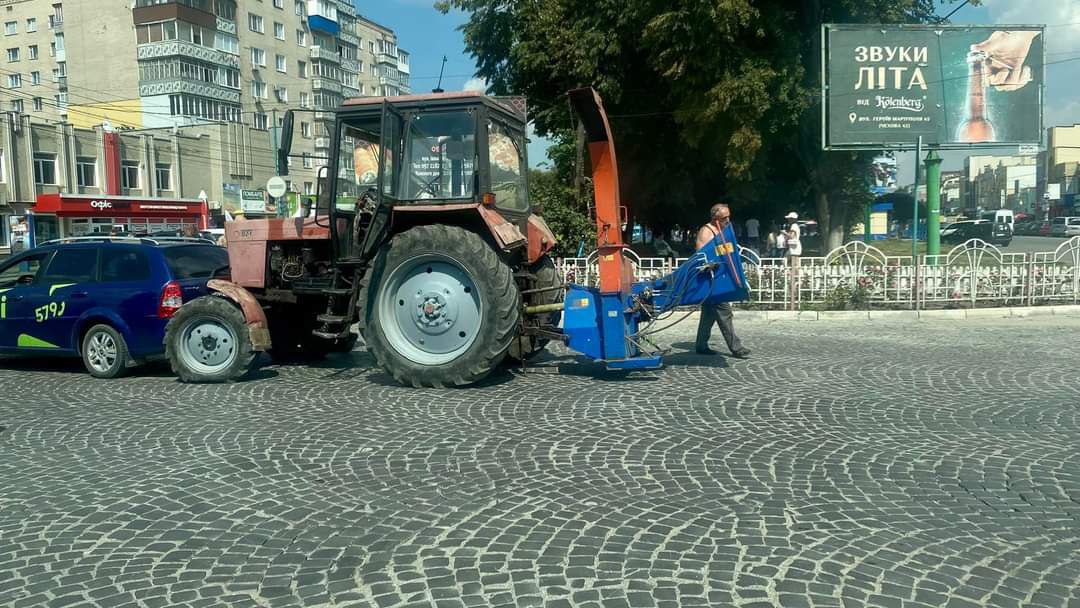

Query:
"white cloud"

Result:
[[462, 77, 488, 93]]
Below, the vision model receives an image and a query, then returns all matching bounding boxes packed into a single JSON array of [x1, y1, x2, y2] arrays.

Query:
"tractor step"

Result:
[[312, 330, 353, 340], [317, 314, 350, 324]]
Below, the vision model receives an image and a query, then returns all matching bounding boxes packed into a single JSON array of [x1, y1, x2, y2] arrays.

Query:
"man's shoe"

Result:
[[695, 347, 719, 355], [730, 348, 751, 359]]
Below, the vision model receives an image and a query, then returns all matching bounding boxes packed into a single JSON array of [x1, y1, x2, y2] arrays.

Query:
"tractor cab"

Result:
[[305, 92, 531, 264]]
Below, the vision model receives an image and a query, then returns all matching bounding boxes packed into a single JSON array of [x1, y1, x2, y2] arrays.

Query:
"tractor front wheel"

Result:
[[166, 296, 256, 383], [362, 225, 520, 387]]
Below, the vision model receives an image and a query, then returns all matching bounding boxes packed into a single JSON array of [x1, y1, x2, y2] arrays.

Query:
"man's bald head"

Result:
[[710, 203, 731, 225]]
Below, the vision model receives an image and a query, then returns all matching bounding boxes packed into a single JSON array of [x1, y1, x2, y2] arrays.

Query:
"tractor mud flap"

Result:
[[207, 279, 272, 352]]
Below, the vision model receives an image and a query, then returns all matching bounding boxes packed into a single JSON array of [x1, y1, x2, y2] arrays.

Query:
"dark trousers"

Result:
[[695, 302, 743, 353]]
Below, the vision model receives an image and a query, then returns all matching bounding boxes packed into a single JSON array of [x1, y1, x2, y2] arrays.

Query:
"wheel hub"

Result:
[[181, 321, 236, 370], [381, 256, 483, 365]]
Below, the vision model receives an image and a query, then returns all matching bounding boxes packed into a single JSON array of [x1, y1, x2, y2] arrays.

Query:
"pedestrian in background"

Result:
[[693, 203, 751, 359], [745, 217, 761, 252], [785, 211, 802, 307]]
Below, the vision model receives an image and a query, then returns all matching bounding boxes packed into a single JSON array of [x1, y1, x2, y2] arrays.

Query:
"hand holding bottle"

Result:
[[970, 30, 1040, 92]]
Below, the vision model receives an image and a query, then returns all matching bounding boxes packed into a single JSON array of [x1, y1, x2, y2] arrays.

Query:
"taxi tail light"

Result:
[[158, 281, 183, 319]]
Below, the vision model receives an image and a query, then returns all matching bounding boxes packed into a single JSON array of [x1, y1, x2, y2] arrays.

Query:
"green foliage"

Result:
[[437, 0, 972, 241], [823, 284, 873, 310], [528, 169, 595, 257]]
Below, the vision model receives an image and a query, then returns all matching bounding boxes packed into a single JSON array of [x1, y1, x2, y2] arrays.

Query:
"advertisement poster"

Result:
[[824, 25, 1044, 149], [870, 154, 899, 195], [353, 142, 381, 187], [222, 183, 242, 214], [241, 189, 266, 214]]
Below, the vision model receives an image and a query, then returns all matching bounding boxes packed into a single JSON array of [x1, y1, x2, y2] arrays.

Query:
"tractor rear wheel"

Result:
[[362, 225, 520, 387], [507, 255, 562, 361]]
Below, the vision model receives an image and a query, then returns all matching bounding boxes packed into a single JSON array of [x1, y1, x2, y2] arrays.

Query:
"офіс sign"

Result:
[[823, 24, 1044, 150]]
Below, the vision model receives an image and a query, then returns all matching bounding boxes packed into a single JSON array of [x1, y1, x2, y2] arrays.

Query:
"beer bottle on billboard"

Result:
[[957, 50, 995, 143]]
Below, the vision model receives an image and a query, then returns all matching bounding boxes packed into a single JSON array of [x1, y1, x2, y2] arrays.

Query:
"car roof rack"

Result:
[[38, 236, 217, 247]]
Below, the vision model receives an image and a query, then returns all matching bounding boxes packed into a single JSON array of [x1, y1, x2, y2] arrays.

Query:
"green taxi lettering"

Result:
[[0, 293, 6, 320], [35, 301, 66, 323]]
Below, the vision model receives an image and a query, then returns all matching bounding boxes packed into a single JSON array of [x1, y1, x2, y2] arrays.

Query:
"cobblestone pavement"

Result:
[[1, 316, 1079, 608]]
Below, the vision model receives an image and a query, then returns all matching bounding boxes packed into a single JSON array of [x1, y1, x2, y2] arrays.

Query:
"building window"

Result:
[[301, 121, 311, 138], [274, 86, 287, 102], [28, 45, 37, 60], [303, 181, 313, 194], [30, 71, 39, 85], [26, 18, 36, 33], [248, 13, 264, 34], [215, 31, 239, 55], [76, 157, 96, 188], [297, 60, 307, 78], [251, 47, 265, 66], [296, 30, 306, 47], [273, 22, 285, 40], [299, 91, 310, 108], [33, 152, 56, 185], [121, 161, 140, 189], [273, 0, 284, 8], [253, 112, 269, 130], [7, 73, 20, 88], [294, 0, 303, 16], [156, 164, 172, 191], [32, 97, 42, 111], [275, 53, 286, 72], [4, 22, 16, 36], [251, 80, 267, 98], [302, 153, 313, 169], [10, 99, 22, 113], [223, 67, 240, 88], [6, 48, 18, 62]]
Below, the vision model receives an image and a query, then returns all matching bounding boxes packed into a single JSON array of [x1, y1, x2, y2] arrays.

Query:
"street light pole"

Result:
[[912, 136, 922, 259]]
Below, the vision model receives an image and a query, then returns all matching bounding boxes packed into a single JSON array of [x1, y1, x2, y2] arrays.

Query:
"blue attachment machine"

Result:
[[560, 224, 750, 370]]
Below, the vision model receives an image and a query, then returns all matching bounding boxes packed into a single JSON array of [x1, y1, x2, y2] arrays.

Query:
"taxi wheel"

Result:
[[81, 324, 130, 379]]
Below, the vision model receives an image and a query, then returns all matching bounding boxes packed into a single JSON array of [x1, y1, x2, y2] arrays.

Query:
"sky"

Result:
[[359, 0, 1080, 179], [355, 0, 553, 167], [891, 0, 1080, 185]]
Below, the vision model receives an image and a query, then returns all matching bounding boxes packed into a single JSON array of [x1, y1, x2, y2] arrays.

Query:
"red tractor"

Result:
[[164, 91, 563, 387]]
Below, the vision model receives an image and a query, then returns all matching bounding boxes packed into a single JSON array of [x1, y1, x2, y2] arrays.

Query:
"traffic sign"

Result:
[[266, 176, 288, 198]]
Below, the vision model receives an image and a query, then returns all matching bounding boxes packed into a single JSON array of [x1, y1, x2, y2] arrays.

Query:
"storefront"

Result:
[[32, 194, 209, 241]]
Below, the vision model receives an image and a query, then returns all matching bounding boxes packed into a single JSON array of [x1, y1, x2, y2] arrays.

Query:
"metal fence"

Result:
[[555, 237, 1080, 310]]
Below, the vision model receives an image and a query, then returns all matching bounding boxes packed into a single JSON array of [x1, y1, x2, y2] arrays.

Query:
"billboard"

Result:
[[823, 24, 1044, 150]]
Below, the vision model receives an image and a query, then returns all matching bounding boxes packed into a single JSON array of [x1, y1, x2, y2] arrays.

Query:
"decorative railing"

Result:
[[555, 237, 1080, 309]]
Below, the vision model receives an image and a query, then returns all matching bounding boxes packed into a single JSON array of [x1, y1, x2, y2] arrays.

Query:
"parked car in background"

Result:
[[1038, 221, 1053, 236], [1051, 217, 1080, 237], [0, 237, 228, 378], [1014, 220, 1038, 236], [941, 221, 1011, 247]]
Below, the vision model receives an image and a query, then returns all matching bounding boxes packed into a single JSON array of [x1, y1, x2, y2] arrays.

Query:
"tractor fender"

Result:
[[206, 279, 272, 351], [393, 204, 527, 252], [526, 214, 557, 264]]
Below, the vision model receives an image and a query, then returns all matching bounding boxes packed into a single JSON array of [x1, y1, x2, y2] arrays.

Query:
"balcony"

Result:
[[49, 16, 63, 31], [311, 78, 342, 94], [55, 48, 66, 62], [309, 46, 340, 63], [137, 40, 239, 68], [337, 30, 358, 46], [57, 76, 67, 90], [376, 52, 397, 65], [216, 16, 236, 34], [340, 57, 360, 73], [138, 79, 240, 103], [335, 0, 356, 17], [341, 84, 359, 99]]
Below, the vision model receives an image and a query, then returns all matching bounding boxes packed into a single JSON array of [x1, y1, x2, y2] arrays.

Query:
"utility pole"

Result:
[[912, 136, 922, 259], [926, 149, 943, 257]]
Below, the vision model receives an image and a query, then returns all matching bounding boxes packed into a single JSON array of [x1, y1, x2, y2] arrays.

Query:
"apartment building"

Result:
[[0, 113, 276, 255], [0, 0, 410, 198]]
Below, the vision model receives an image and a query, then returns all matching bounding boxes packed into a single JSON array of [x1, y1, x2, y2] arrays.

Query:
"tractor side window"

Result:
[[339, 116, 384, 208], [406, 111, 476, 200], [488, 121, 527, 212]]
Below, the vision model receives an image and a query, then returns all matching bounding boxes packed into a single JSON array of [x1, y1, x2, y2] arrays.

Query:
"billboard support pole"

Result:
[[912, 136, 922, 259], [926, 149, 943, 259], [864, 199, 872, 243]]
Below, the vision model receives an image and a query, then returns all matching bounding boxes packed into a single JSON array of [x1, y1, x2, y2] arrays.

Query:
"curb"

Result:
[[722, 304, 1080, 322]]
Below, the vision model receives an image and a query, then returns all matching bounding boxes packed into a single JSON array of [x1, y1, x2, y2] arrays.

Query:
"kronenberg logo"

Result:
[[90, 200, 113, 209]]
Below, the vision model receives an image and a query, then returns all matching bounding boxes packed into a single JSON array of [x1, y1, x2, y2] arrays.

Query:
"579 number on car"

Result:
[[35, 301, 66, 322]]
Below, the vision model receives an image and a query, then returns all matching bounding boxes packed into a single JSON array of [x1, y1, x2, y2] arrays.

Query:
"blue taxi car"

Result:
[[0, 237, 229, 378]]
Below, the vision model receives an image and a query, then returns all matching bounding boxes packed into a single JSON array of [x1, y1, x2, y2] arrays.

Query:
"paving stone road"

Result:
[[1, 316, 1079, 608]]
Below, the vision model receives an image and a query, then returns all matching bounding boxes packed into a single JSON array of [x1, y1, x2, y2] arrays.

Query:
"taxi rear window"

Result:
[[163, 245, 229, 280]]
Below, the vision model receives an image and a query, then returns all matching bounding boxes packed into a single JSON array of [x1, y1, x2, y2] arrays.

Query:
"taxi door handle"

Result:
[[71, 291, 89, 299]]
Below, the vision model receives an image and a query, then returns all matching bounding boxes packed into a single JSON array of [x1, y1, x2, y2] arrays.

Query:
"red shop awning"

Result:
[[34, 193, 206, 218]]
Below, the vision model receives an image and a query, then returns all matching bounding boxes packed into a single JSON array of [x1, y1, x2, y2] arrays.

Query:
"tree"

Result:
[[528, 169, 595, 257], [438, 0, 972, 249]]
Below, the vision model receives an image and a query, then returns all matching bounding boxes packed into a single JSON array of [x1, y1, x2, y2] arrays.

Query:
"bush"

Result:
[[529, 169, 595, 258]]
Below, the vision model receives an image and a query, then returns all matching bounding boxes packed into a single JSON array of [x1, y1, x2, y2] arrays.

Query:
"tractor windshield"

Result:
[[403, 110, 477, 200]]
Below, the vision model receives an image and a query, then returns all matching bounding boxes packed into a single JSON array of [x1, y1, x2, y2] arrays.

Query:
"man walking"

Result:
[[694, 203, 751, 359]]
